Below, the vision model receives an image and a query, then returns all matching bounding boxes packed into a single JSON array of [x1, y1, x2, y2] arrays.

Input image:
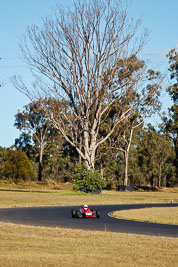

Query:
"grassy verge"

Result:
[[0, 222, 178, 267], [0, 181, 178, 208], [0, 190, 178, 208], [0, 180, 73, 191], [112, 207, 178, 225]]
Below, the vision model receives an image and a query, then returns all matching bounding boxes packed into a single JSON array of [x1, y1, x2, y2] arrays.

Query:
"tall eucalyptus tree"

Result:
[[13, 0, 162, 169], [14, 99, 55, 181]]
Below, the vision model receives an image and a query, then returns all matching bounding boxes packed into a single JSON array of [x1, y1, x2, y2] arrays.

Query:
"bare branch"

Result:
[[13, 0, 159, 169]]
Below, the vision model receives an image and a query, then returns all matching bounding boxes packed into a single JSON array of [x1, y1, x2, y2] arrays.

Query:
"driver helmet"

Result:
[[83, 204, 88, 210]]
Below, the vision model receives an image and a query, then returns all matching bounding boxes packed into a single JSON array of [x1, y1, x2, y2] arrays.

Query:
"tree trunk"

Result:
[[174, 138, 178, 182], [79, 135, 82, 164], [100, 163, 104, 178], [150, 174, 154, 187], [83, 123, 97, 169], [123, 128, 135, 186], [38, 161, 43, 182], [124, 151, 129, 186], [84, 148, 96, 169], [38, 144, 44, 182], [158, 165, 162, 187]]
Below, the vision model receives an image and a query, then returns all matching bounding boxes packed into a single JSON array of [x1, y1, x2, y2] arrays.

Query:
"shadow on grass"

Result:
[[133, 186, 159, 192]]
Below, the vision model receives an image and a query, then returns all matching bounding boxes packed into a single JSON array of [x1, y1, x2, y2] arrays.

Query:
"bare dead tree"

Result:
[[12, 0, 162, 169]]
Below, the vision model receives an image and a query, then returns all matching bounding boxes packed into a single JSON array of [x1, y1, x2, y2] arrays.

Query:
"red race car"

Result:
[[71, 204, 100, 218]]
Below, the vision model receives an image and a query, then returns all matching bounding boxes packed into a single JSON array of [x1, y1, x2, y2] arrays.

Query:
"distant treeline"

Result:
[[0, 119, 177, 188]]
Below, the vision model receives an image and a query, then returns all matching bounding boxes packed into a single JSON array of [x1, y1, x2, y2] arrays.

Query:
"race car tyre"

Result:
[[71, 209, 76, 218], [96, 210, 100, 218], [76, 210, 82, 218], [92, 210, 96, 217]]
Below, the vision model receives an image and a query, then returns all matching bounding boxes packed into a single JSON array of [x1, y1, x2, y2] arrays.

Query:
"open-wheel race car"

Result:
[[71, 204, 100, 219]]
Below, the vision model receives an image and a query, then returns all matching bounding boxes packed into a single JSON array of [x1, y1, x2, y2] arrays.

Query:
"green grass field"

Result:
[[0, 181, 178, 266]]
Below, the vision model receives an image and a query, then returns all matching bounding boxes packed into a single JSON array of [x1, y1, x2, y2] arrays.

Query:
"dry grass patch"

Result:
[[112, 207, 178, 225], [0, 189, 178, 208], [0, 222, 178, 267]]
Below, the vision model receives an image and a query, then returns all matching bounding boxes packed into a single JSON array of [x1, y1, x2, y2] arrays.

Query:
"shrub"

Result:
[[72, 164, 106, 191], [2, 150, 34, 181]]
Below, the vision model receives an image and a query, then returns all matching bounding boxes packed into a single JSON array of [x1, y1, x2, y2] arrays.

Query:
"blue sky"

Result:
[[0, 0, 178, 148]]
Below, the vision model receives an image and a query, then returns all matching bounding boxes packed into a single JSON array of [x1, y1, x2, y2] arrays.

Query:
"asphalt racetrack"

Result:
[[0, 203, 178, 237]]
